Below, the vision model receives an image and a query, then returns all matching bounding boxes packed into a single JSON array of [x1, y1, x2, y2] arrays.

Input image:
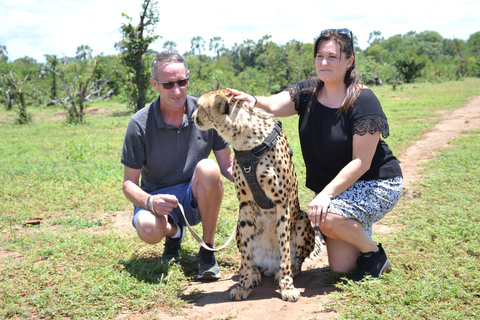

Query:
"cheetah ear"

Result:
[[222, 99, 230, 115], [214, 95, 230, 115]]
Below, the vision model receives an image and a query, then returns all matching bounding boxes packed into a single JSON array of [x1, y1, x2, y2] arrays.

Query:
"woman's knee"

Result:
[[318, 222, 332, 238], [318, 214, 339, 238], [319, 215, 363, 239], [325, 237, 360, 273]]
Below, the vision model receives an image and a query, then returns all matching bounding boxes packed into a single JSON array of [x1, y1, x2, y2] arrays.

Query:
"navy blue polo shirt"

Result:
[[121, 95, 229, 193]]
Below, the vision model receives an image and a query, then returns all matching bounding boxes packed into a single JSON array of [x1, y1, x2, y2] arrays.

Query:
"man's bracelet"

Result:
[[146, 195, 152, 211], [149, 195, 160, 215]]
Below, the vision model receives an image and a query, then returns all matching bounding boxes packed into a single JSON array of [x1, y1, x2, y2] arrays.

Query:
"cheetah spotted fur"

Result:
[[193, 89, 317, 302]]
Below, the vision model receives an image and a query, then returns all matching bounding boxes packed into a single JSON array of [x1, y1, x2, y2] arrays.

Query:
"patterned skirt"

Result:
[[327, 176, 403, 237]]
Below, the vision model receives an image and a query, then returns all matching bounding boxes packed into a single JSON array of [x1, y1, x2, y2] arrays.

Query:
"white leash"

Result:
[[178, 203, 238, 252]]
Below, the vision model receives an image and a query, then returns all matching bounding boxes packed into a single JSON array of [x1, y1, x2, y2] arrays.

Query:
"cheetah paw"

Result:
[[230, 286, 252, 300], [252, 269, 262, 287], [281, 288, 300, 302]]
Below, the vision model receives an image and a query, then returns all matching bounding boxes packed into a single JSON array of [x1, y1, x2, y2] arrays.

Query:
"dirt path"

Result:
[[398, 95, 480, 191], [148, 95, 480, 320]]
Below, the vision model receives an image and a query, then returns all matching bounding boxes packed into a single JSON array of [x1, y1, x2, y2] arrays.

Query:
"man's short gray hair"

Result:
[[151, 51, 189, 80]]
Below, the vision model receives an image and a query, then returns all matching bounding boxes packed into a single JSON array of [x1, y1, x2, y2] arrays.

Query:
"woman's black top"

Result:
[[288, 79, 402, 193]]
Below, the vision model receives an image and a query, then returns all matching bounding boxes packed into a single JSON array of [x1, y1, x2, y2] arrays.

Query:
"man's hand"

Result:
[[151, 194, 178, 216]]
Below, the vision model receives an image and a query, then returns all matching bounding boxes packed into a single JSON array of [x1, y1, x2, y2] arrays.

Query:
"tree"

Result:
[[163, 40, 177, 51], [414, 31, 444, 61], [0, 45, 7, 61], [393, 50, 428, 83], [191, 36, 206, 56], [1, 57, 42, 112], [116, 0, 160, 111], [1, 71, 37, 123], [364, 43, 389, 63], [368, 31, 384, 45], [45, 54, 59, 100], [209, 36, 225, 59], [0, 46, 11, 109], [239, 39, 257, 68], [466, 31, 480, 57], [53, 57, 112, 124], [378, 34, 405, 56], [75, 45, 93, 61], [230, 42, 242, 73]]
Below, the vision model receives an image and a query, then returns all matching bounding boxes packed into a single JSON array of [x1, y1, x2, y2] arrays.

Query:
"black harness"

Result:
[[233, 120, 284, 209]]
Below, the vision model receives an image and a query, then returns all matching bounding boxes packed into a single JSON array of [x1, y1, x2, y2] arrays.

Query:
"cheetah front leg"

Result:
[[230, 207, 261, 300], [276, 207, 300, 302]]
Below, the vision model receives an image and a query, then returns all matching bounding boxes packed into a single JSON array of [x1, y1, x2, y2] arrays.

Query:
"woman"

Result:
[[228, 29, 403, 281]]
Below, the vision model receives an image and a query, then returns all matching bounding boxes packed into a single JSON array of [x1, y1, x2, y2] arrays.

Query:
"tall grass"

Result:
[[0, 78, 479, 318]]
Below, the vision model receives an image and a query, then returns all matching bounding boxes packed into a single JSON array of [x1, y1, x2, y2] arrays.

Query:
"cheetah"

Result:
[[192, 89, 319, 302]]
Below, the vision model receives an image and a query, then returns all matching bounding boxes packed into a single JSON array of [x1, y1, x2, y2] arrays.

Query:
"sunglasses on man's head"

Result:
[[320, 28, 355, 56], [154, 77, 190, 89]]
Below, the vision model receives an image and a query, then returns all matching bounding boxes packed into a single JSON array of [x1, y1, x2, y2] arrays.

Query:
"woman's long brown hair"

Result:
[[311, 30, 363, 114]]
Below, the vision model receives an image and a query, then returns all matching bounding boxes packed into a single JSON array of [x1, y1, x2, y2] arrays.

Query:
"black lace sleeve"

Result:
[[353, 115, 389, 139], [286, 79, 317, 113], [288, 84, 301, 110], [350, 89, 390, 139]]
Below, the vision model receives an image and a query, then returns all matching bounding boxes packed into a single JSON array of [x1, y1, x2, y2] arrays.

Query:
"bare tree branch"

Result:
[[51, 59, 112, 123], [55, 70, 78, 117], [9, 70, 16, 84], [30, 82, 39, 100], [5, 87, 12, 110], [20, 73, 30, 86]]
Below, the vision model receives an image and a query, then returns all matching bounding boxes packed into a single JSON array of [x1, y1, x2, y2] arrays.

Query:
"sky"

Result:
[[1, 0, 479, 63]]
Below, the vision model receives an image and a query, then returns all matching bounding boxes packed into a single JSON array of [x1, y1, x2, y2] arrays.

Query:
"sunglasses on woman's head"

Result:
[[154, 77, 190, 89], [320, 28, 355, 57], [320, 28, 351, 36]]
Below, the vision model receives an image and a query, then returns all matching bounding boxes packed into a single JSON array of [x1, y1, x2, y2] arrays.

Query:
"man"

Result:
[[121, 51, 233, 280]]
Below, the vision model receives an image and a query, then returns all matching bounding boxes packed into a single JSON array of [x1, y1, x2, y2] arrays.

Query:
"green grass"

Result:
[[331, 132, 480, 319], [1, 78, 480, 319], [371, 79, 480, 156]]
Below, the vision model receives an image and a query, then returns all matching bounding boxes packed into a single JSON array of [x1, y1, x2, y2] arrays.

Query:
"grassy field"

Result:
[[1, 78, 479, 319]]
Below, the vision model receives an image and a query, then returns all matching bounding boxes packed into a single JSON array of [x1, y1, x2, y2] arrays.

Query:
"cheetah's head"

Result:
[[193, 89, 275, 149], [192, 89, 240, 133]]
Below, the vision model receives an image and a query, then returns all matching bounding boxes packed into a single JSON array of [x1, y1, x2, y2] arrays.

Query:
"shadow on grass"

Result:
[[119, 255, 169, 284], [119, 248, 238, 285]]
